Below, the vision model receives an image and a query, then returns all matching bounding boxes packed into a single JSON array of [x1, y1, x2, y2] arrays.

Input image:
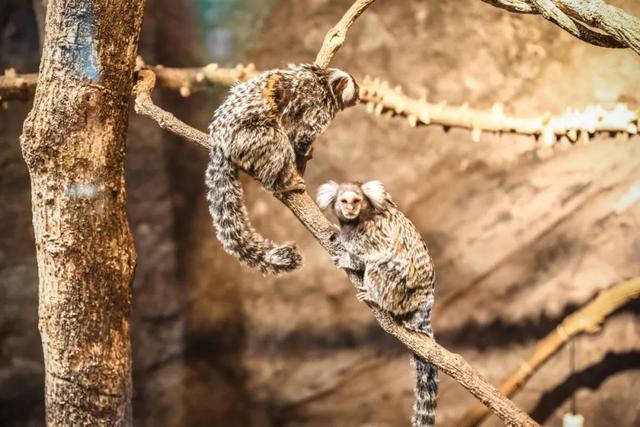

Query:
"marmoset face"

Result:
[[317, 180, 389, 223], [335, 186, 365, 220]]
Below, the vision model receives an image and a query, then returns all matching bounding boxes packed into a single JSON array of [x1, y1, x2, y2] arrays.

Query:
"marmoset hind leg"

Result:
[[230, 124, 305, 195]]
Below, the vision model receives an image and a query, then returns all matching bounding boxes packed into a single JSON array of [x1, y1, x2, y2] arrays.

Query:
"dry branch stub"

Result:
[[0, 69, 37, 103], [4, 64, 636, 146]]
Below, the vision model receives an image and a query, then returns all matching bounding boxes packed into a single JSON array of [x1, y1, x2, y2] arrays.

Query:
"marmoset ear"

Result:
[[316, 181, 339, 210], [328, 69, 359, 109], [361, 180, 390, 211]]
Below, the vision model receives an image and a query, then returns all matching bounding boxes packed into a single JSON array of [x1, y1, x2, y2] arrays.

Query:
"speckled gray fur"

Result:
[[206, 64, 358, 274], [317, 181, 438, 427]]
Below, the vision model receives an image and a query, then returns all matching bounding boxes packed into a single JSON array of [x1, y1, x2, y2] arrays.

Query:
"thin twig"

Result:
[[458, 276, 640, 427], [132, 68, 539, 427], [314, 0, 379, 67]]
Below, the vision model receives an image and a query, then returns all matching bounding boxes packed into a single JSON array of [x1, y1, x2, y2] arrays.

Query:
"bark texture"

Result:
[[19, 0, 145, 425]]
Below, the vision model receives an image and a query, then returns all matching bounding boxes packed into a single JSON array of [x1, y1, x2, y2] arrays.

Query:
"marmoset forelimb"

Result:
[[206, 64, 358, 274], [317, 180, 438, 427]]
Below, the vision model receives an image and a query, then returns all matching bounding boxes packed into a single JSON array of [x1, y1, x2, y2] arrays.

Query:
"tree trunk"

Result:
[[20, 0, 146, 425]]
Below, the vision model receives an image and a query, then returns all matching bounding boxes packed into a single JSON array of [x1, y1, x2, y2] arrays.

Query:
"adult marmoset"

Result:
[[317, 180, 438, 427], [206, 64, 358, 274]]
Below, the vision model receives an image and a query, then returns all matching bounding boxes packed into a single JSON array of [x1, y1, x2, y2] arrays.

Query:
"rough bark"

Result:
[[19, 0, 146, 425]]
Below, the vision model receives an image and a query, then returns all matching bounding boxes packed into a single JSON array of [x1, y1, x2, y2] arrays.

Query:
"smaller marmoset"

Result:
[[317, 180, 438, 427]]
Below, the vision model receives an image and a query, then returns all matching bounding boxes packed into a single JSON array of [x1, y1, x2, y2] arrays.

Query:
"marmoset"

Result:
[[206, 64, 359, 274], [317, 180, 438, 427]]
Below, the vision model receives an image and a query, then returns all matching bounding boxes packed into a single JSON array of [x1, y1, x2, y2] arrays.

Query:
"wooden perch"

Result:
[[132, 67, 538, 427], [458, 276, 640, 427], [481, 0, 640, 55], [6, 65, 637, 144]]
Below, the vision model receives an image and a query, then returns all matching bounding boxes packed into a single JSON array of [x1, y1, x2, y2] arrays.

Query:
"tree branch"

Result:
[[360, 76, 638, 144], [528, 0, 625, 48], [314, 0, 379, 67], [132, 67, 538, 427], [5, 65, 637, 144], [0, 69, 37, 103], [482, 0, 640, 54], [458, 276, 640, 427], [556, 0, 640, 54]]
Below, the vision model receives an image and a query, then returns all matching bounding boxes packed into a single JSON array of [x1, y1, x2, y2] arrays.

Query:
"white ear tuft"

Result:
[[361, 180, 388, 211], [329, 69, 357, 106], [316, 181, 339, 210]]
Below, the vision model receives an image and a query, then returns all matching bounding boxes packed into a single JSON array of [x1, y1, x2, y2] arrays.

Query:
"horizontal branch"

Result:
[[0, 69, 37, 102], [458, 276, 640, 427], [150, 63, 259, 97], [132, 68, 538, 427], [360, 75, 639, 144], [5, 65, 636, 145]]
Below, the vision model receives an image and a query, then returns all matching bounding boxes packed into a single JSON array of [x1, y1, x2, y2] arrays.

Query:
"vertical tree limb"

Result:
[[20, 0, 146, 424], [458, 276, 640, 427]]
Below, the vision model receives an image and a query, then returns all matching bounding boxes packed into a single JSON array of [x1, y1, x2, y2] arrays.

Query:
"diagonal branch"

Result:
[[458, 276, 640, 427], [132, 67, 539, 427], [528, 0, 625, 48], [314, 0, 380, 67], [556, 0, 640, 54], [482, 0, 640, 54]]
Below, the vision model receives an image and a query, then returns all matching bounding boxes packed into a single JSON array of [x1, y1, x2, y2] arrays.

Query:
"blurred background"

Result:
[[1, 0, 640, 426]]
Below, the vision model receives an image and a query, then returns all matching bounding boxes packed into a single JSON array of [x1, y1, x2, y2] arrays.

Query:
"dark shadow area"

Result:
[[438, 297, 640, 350], [530, 351, 640, 424], [252, 320, 403, 356], [248, 298, 640, 355]]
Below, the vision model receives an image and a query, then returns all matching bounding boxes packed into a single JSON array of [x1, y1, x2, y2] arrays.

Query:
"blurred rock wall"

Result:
[[1, 1, 639, 426]]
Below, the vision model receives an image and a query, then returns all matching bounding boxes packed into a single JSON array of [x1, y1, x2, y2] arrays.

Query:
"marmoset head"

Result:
[[316, 180, 392, 223], [327, 69, 359, 110]]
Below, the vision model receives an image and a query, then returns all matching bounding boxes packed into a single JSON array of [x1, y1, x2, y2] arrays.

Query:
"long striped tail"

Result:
[[205, 144, 303, 274], [404, 296, 438, 426]]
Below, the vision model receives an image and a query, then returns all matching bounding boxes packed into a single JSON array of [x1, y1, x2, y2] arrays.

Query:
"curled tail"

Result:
[[404, 295, 438, 427], [205, 144, 303, 274]]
